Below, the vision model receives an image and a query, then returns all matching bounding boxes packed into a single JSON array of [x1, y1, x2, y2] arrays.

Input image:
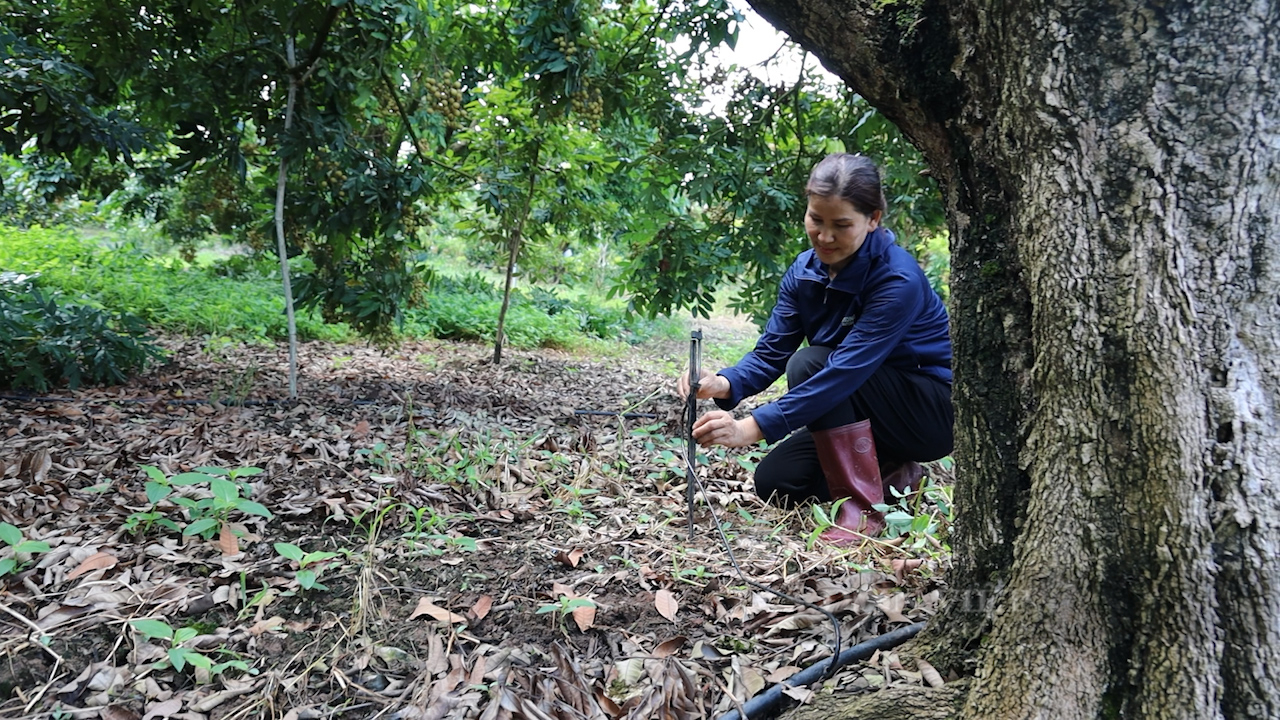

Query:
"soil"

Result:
[[0, 325, 950, 720]]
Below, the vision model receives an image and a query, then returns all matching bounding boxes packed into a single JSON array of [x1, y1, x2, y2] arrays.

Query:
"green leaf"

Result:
[[274, 543, 305, 562], [193, 466, 231, 476], [235, 500, 273, 519], [229, 466, 263, 478], [811, 504, 831, 527], [296, 569, 316, 590], [883, 511, 914, 524], [168, 647, 188, 672], [535, 604, 559, 614], [210, 477, 238, 504], [141, 465, 167, 483], [15, 540, 50, 554], [145, 481, 171, 504], [184, 518, 219, 537], [170, 472, 213, 486], [185, 649, 213, 669], [0, 523, 22, 546], [301, 551, 340, 566], [172, 497, 198, 509], [173, 627, 198, 644], [0, 558, 16, 576], [131, 619, 175, 640], [565, 598, 596, 610]]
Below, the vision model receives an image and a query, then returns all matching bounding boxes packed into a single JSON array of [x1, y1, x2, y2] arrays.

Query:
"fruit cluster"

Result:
[[570, 86, 604, 126], [423, 69, 465, 127]]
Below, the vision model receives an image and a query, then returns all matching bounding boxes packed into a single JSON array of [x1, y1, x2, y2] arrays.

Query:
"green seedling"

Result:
[[173, 466, 273, 539], [127, 465, 272, 539], [675, 565, 711, 587], [274, 542, 341, 591], [873, 475, 953, 555], [806, 501, 843, 550], [0, 522, 51, 576], [124, 465, 204, 535], [356, 442, 399, 473], [129, 618, 252, 678], [536, 595, 596, 633]]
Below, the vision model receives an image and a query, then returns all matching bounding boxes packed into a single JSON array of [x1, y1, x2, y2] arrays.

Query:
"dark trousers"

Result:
[[753, 346, 954, 506]]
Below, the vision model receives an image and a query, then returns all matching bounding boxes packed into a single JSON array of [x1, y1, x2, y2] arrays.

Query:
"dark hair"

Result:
[[805, 153, 887, 217]]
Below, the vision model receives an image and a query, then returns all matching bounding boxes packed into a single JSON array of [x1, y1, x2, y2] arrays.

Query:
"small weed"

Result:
[[274, 542, 341, 591], [357, 442, 399, 474], [0, 522, 50, 576], [873, 473, 953, 554], [129, 618, 253, 678], [536, 595, 596, 634], [126, 465, 273, 540]]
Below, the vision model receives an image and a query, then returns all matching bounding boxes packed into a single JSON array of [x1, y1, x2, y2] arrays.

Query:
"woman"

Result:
[[678, 153, 953, 544]]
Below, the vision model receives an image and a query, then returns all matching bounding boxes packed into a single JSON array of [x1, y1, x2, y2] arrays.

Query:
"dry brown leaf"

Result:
[[141, 697, 184, 720], [654, 589, 678, 622], [471, 594, 493, 621], [780, 685, 814, 704], [552, 581, 575, 597], [917, 659, 946, 688], [353, 420, 371, 438], [877, 593, 911, 623], [409, 598, 467, 625], [247, 616, 285, 636], [66, 551, 118, 580], [739, 665, 766, 699], [652, 636, 687, 658], [217, 523, 239, 556], [891, 558, 925, 584], [100, 705, 141, 720], [766, 666, 801, 683], [571, 604, 595, 632], [553, 547, 585, 568], [764, 610, 825, 635]]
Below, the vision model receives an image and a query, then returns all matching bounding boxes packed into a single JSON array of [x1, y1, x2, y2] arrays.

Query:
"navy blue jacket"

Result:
[[715, 227, 951, 443]]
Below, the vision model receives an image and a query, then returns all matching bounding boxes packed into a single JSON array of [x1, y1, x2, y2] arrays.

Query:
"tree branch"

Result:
[[743, 0, 962, 174]]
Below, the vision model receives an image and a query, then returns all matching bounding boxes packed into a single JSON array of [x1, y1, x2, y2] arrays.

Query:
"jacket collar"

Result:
[[798, 227, 896, 291]]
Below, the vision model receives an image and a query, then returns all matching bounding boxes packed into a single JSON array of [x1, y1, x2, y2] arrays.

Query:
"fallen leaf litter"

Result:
[[0, 335, 950, 718]]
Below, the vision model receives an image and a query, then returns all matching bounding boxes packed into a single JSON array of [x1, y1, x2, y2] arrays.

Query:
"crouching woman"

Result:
[[678, 153, 953, 544]]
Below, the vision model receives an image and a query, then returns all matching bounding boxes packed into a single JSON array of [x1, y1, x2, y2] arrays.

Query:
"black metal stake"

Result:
[[686, 329, 702, 539]]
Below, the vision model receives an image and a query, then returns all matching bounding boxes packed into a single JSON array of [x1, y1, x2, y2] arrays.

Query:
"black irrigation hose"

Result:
[[716, 622, 926, 720]]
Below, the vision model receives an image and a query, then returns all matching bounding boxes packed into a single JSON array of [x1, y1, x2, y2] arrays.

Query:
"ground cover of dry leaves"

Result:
[[0, 333, 951, 720]]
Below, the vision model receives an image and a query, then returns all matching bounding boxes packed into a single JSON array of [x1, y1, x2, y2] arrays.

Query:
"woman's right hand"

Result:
[[677, 369, 731, 401]]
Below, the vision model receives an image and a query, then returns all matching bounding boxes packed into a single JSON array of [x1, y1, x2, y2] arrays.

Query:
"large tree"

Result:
[[740, 0, 1280, 718]]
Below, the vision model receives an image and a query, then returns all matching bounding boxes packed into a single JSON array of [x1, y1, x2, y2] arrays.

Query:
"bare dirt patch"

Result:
[[1, 334, 950, 719]]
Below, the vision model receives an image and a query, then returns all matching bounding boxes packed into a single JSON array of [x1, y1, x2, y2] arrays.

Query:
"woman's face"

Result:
[[804, 194, 881, 273]]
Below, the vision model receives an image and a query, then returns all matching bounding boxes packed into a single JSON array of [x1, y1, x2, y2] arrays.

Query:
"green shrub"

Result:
[[0, 225, 351, 344], [0, 274, 164, 391]]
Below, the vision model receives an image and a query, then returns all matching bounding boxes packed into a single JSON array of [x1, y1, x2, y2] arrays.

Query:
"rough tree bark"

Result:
[[744, 1, 1280, 718]]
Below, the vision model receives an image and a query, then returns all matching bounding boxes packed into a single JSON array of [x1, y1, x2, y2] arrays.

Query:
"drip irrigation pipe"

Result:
[[0, 394, 297, 407], [716, 621, 925, 720], [2, 396, 661, 418]]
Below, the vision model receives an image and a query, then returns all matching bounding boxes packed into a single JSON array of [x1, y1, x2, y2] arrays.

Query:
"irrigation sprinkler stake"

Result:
[[686, 330, 702, 540]]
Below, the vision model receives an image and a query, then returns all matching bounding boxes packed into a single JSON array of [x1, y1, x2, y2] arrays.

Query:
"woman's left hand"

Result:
[[691, 411, 764, 448]]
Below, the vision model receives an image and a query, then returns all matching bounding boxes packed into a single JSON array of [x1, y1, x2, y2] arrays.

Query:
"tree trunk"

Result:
[[744, 0, 1280, 717], [493, 141, 542, 365], [275, 36, 301, 400]]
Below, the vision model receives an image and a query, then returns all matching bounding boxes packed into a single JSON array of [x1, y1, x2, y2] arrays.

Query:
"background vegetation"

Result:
[[1, 0, 950, 389]]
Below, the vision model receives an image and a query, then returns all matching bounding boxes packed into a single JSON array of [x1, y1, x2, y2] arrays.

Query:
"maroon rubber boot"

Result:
[[812, 420, 885, 545]]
